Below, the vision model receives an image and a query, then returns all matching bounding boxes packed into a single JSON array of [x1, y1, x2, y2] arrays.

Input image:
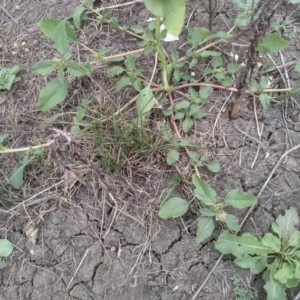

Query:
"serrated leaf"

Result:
[[234, 255, 268, 274], [261, 233, 281, 251], [0, 239, 13, 257], [225, 214, 240, 231], [224, 190, 257, 209], [259, 93, 271, 109], [167, 149, 179, 165], [116, 76, 130, 92], [264, 281, 286, 300], [72, 5, 87, 30], [32, 60, 54, 75], [193, 110, 206, 119], [189, 104, 200, 115], [158, 197, 189, 218], [206, 161, 220, 173], [199, 208, 215, 217], [196, 217, 214, 244], [38, 78, 68, 111], [136, 86, 155, 117], [257, 33, 289, 54], [108, 66, 124, 77], [53, 21, 69, 54], [274, 262, 294, 284], [276, 207, 299, 241], [68, 61, 92, 78], [182, 117, 193, 133], [214, 231, 271, 257], [192, 174, 216, 206]]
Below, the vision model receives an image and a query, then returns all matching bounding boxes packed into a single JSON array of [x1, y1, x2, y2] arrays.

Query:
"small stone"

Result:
[[110, 246, 116, 252]]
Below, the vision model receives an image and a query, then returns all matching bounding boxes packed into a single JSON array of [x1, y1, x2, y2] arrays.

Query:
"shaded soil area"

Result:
[[1, 0, 300, 299]]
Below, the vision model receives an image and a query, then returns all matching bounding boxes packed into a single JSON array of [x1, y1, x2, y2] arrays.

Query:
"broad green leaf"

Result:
[[167, 149, 179, 165], [144, 0, 163, 17], [261, 233, 281, 251], [225, 214, 240, 231], [32, 60, 54, 75], [206, 161, 220, 173], [260, 76, 269, 89], [189, 104, 200, 115], [54, 21, 69, 54], [38, 78, 68, 111], [72, 5, 87, 30], [286, 278, 299, 288], [76, 98, 88, 120], [257, 33, 289, 54], [291, 0, 300, 3], [214, 231, 271, 257], [227, 63, 241, 74], [199, 86, 212, 99], [234, 255, 268, 274], [276, 207, 299, 240], [175, 100, 190, 110], [196, 217, 214, 244], [295, 59, 300, 73], [187, 27, 211, 48], [37, 18, 60, 39], [192, 174, 216, 206], [182, 117, 193, 132], [200, 50, 221, 58], [136, 86, 155, 117], [174, 112, 185, 120], [108, 66, 124, 77], [130, 25, 144, 33], [199, 208, 215, 217], [286, 231, 300, 248], [9, 155, 31, 188], [0, 239, 13, 257], [67, 61, 92, 77], [193, 110, 206, 119], [259, 93, 271, 110], [271, 222, 283, 239], [274, 262, 294, 284], [224, 190, 257, 209], [158, 197, 189, 218], [162, 0, 186, 36], [212, 56, 223, 69]]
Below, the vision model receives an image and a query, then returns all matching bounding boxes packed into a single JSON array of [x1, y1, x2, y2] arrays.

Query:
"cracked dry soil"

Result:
[[1, 0, 300, 299]]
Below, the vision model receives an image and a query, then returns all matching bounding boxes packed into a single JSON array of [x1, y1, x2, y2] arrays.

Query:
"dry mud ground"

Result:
[[0, 0, 300, 299]]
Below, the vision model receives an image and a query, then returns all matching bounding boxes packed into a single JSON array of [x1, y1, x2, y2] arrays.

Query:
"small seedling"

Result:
[[158, 174, 257, 244], [0, 239, 13, 269], [215, 207, 300, 300], [231, 274, 258, 300]]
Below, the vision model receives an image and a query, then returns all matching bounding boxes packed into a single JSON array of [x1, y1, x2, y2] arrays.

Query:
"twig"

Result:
[[0, 4, 19, 24], [67, 247, 90, 289], [191, 143, 300, 300]]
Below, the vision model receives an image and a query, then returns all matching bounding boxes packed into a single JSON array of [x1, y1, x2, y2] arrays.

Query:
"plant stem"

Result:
[[155, 17, 169, 90], [0, 143, 51, 154]]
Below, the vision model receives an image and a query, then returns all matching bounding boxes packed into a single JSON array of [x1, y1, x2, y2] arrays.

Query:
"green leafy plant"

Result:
[[215, 207, 300, 300], [158, 174, 257, 244], [231, 274, 258, 300], [0, 239, 13, 269]]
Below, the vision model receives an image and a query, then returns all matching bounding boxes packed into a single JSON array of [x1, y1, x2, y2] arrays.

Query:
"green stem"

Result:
[[155, 17, 169, 90]]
